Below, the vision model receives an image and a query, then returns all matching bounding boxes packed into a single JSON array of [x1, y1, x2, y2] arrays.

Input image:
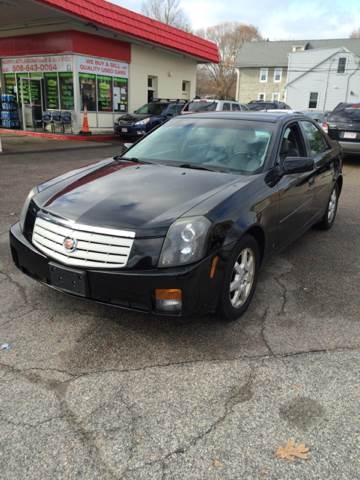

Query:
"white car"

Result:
[[182, 99, 248, 114]]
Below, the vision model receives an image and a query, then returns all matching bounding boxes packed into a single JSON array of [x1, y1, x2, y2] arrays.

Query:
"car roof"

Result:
[[175, 111, 307, 123]]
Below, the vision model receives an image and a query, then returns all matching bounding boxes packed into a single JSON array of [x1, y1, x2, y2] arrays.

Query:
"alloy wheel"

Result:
[[229, 247, 256, 308]]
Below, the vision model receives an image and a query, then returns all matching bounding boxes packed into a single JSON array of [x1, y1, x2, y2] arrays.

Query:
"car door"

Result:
[[276, 121, 317, 248], [300, 120, 335, 215]]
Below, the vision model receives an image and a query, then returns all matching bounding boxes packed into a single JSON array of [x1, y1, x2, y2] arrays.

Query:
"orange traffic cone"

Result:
[[80, 104, 91, 135]]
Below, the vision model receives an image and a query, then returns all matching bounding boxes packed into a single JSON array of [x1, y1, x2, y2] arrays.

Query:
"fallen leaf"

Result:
[[275, 439, 309, 461], [212, 458, 224, 468]]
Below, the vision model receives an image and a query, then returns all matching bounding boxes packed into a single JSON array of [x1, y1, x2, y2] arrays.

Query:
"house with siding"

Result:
[[235, 39, 360, 106]]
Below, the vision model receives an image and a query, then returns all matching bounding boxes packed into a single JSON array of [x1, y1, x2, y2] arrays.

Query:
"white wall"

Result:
[[286, 48, 360, 111], [129, 44, 197, 112]]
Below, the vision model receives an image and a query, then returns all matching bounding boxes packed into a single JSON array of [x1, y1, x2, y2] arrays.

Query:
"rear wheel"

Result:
[[317, 184, 339, 230], [217, 235, 260, 322]]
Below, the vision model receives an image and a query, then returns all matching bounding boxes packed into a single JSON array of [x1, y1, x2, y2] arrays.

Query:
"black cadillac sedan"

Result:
[[10, 113, 343, 321]]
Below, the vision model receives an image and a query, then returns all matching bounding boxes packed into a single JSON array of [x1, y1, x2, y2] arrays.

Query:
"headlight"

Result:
[[159, 216, 211, 267], [19, 186, 38, 232], [135, 117, 150, 126]]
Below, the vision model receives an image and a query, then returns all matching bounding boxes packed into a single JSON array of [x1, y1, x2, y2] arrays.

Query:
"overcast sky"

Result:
[[113, 0, 360, 39]]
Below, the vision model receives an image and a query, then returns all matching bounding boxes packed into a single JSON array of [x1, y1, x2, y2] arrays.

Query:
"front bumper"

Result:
[[114, 124, 148, 138], [338, 141, 360, 155], [10, 223, 224, 316]]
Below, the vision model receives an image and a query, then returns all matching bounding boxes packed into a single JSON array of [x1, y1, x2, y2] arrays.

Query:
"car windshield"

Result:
[[328, 105, 360, 123], [122, 118, 273, 174], [185, 101, 217, 112], [135, 103, 168, 115]]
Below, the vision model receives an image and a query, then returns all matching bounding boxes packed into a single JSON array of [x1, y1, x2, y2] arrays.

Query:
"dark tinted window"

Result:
[[309, 92, 318, 109], [328, 105, 360, 123], [337, 57, 346, 73], [135, 102, 168, 115], [185, 101, 217, 112], [280, 124, 306, 159], [223, 103, 231, 111], [232, 103, 241, 111], [301, 121, 329, 155]]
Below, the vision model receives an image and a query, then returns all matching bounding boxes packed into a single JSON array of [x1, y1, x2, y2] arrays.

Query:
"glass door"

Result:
[[19, 77, 44, 130]]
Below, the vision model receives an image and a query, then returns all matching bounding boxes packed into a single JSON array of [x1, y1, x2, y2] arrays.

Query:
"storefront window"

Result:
[[4, 74, 16, 95], [113, 78, 128, 112], [80, 74, 96, 111], [19, 77, 31, 105], [59, 73, 74, 110], [97, 75, 112, 112], [44, 73, 59, 109]]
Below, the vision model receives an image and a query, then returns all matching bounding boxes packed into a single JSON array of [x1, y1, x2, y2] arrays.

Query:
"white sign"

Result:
[[1, 55, 73, 74], [76, 55, 128, 78]]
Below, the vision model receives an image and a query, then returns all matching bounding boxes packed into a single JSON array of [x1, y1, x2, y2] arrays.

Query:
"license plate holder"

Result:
[[343, 131, 357, 139], [121, 128, 128, 133], [48, 263, 88, 297]]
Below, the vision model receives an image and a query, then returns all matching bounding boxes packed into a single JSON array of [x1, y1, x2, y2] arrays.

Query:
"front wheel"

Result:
[[217, 235, 260, 322], [317, 184, 339, 230]]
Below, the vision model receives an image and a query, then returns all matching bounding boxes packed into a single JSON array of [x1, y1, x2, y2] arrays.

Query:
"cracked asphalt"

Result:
[[0, 135, 359, 479]]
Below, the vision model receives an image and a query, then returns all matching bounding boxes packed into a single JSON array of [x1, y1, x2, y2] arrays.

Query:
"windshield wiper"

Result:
[[178, 163, 215, 172]]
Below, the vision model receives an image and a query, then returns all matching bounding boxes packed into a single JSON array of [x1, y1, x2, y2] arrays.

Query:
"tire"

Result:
[[217, 235, 260, 322], [317, 184, 339, 230]]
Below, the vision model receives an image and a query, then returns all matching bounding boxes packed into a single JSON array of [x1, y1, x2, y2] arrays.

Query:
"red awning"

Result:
[[35, 0, 219, 63]]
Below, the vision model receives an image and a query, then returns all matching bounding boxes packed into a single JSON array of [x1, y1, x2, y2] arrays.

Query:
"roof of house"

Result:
[[236, 38, 360, 68], [35, 0, 219, 63]]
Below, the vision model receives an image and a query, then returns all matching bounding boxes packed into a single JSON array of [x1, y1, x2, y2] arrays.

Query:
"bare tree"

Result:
[[197, 22, 262, 99], [350, 28, 360, 38], [141, 0, 191, 31]]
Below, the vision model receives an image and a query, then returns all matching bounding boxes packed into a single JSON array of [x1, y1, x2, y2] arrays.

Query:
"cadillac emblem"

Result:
[[63, 237, 77, 253]]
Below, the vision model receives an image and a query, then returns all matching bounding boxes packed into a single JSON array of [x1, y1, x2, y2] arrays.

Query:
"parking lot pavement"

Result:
[[0, 145, 359, 479]]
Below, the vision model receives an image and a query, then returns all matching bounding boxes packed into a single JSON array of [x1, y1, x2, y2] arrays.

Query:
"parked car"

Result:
[[301, 110, 330, 131], [11, 112, 342, 321], [326, 103, 360, 155], [114, 99, 186, 138], [247, 100, 291, 111], [182, 99, 246, 114]]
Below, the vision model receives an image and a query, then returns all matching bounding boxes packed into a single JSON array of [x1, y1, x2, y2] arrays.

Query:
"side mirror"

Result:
[[282, 157, 314, 174]]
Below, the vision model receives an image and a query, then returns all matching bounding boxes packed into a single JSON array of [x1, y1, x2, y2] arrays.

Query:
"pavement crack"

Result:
[[121, 367, 257, 478], [260, 307, 275, 356], [274, 275, 288, 315]]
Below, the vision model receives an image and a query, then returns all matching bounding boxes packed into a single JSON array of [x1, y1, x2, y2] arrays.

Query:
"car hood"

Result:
[[35, 160, 245, 237], [117, 113, 152, 123]]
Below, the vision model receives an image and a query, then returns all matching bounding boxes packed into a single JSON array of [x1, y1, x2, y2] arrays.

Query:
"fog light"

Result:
[[155, 289, 182, 313], [136, 130, 145, 135]]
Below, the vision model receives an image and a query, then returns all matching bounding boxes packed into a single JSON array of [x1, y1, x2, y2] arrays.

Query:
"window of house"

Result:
[[259, 68, 268, 82], [258, 93, 266, 101], [308, 92, 319, 109], [80, 74, 97, 111], [272, 92, 280, 101], [337, 57, 346, 74], [273, 67, 282, 82], [182, 80, 191, 99], [301, 121, 329, 156]]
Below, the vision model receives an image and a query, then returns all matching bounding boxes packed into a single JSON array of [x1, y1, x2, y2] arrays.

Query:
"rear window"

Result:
[[184, 101, 217, 112], [329, 105, 360, 122], [135, 102, 169, 115]]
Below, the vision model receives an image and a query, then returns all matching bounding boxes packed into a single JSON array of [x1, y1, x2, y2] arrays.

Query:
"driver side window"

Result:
[[280, 124, 306, 161]]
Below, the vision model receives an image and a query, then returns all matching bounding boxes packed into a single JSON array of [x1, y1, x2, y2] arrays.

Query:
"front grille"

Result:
[[32, 214, 135, 269]]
